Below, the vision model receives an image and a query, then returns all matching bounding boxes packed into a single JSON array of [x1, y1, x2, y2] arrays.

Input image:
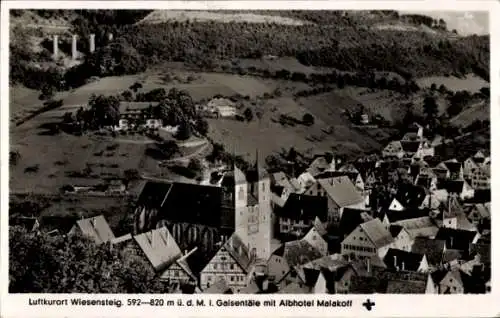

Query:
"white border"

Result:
[[1, 1, 499, 317]]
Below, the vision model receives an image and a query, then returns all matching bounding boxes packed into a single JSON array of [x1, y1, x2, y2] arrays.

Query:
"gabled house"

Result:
[[464, 203, 490, 227], [388, 225, 413, 252], [435, 228, 480, 256], [273, 193, 328, 240], [437, 179, 474, 201], [9, 216, 40, 232], [339, 208, 374, 239], [200, 233, 254, 293], [383, 248, 429, 273], [463, 156, 490, 190], [301, 226, 329, 256], [392, 216, 439, 240], [341, 218, 394, 259], [69, 215, 116, 245], [382, 141, 405, 159], [431, 269, 470, 294], [315, 171, 365, 194], [133, 227, 194, 286], [411, 237, 446, 268], [407, 122, 424, 139], [308, 176, 365, 223], [436, 159, 464, 180], [296, 171, 316, 191], [270, 240, 323, 290]]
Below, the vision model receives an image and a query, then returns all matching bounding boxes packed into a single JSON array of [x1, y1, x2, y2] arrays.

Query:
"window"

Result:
[[262, 182, 265, 191], [221, 256, 227, 261], [230, 276, 234, 282], [214, 264, 218, 270], [207, 276, 212, 281], [230, 264, 234, 270]]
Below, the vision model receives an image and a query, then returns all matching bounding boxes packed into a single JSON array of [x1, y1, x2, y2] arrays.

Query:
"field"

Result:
[[416, 74, 489, 93], [9, 69, 314, 193], [207, 92, 392, 161], [138, 10, 310, 26], [335, 87, 449, 124], [450, 101, 490, 128]]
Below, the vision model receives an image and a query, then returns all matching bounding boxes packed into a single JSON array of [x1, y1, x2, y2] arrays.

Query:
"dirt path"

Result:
[[162, 143, 210, 163]]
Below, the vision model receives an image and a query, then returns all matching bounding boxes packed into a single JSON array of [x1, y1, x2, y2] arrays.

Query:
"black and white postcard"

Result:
[[1, 1, 498, 317]]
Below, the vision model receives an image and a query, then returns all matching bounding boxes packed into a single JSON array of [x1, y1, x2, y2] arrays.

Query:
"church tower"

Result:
[[233, 163, 249, 245], [248, 150, 273, 261]]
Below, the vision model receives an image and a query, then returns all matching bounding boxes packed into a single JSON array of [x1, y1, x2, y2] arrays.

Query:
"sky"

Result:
[[400, 11, 489, 36]]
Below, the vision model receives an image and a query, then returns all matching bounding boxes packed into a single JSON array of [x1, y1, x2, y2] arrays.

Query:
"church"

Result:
[[133, 154, 274, 265]]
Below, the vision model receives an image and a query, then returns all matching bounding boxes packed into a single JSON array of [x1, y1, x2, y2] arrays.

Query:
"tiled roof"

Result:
[[383, 141, 403, 153], [203, 277, 233, 294], [136, 181, 230, 229], [315, 171, 360, 186], [393, 184, 428, 208], [339, 208, 373, 238], [134, 227, 182, 272], [223, 233, 253, 273], [283, 240, 323, 268], [442, 249, 464, 263], [383, 248, 425, 272], [39, 215, 78, 234], [302, 254, 348, 272], [267, 254, 290, 283], [359, 218, 394, 248], [277, 282, 312, 294], [274, 193, 328, 222], [386, 280, 426, 294], [317, 176, 364, 208], [349, 276, 382, 293], [9, 216, 38, 231], [440, 160, 462, 175], [75, 215, 115, 245], [438, 180, 466, 194], [389, 225, 404, 238], [394, 216, 439, 239], [411, 237, 445, 266], [111, 233, 133, 245], [382, 208, 431, 223], [466, 204, 490, 219], [119, 101, 159, 114], [401, 141, 421, 153], [435, 228, 478, 251]]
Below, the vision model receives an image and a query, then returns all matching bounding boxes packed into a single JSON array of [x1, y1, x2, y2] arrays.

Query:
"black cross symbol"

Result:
[[362, 299, 375, 311]]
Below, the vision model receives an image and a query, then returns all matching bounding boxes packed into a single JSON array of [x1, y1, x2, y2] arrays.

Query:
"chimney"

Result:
[[89, 33, 95, 53], [53, 35, 59, 59], [401, 262, 405, 271], [184, 250, 188, 255], [72, 34, 78, 60]]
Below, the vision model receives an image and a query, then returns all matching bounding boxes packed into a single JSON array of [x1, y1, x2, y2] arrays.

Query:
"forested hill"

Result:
[[10, 10, 490, 90]]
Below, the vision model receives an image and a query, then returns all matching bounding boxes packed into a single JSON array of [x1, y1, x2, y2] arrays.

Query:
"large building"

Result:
[[134, 155, 273, 264]]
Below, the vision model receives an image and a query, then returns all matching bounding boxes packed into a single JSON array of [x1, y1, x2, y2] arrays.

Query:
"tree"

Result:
[[121, 90, 133, 102], [243, 108, 254, 122], [423, 95, 438, 119], [188, 158, 203, 174], [302, 113, 315, 126], [158, 140, 179, 159], [87, 94, 121, 128], [39, 85, 55, 100], [9, 227, 168, 293], [194, 118, 209, 136], [175, 121, 191, 140]]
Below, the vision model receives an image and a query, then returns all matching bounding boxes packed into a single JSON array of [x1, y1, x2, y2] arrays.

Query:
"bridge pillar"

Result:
[[53, 35, 59, 59], [72, 34, 78, 60], [89, 34, 95, 53]]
